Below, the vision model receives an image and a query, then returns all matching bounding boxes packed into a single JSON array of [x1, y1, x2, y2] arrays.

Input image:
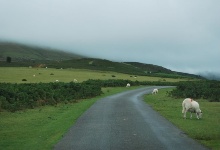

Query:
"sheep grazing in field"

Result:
[[182, 98, 202, 119], [126, 83, 130, 87], [74, 79, 78, 82], [55, 80, 59, 82], [152, 89, 158, 94]]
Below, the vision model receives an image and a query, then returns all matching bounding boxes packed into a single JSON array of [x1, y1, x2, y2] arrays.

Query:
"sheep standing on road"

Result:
[[152, 89, 158, 94], [182, 98, 202, 119]]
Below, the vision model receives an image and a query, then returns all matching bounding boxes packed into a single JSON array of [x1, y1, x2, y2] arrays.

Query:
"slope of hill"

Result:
[[0, 42, 204, 79], [44, 58, 203, 79], [0, 42, 84, 61], [47, 58, 146, 75], [125, 62, 203, 79], [125, 62, 173, 74]]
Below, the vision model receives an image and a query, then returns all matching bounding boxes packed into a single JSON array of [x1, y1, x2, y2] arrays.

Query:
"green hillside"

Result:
[[0, 42, 204, 79], [125, 62, 173, 73], [126, 62, 202, 79], [0, 42, 83, 61], [46, 58, 146, 75]]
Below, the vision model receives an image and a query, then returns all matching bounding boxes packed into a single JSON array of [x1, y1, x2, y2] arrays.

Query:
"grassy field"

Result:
[[0, 86, 142, 150], [0, 67, 215, 149], [144, 88, 220, 150], [0, 67, 194, 83]]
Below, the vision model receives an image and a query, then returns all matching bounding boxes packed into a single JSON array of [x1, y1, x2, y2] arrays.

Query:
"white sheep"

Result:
[[74, 79, 78, 82], [182, 98, 202, 119], [152, 89, 158, 94], [55, 80, 59, 82], [126, 83, 130, 87]]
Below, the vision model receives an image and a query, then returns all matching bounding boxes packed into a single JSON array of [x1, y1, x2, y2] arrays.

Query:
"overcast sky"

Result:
[[0, 0, 220, 78]]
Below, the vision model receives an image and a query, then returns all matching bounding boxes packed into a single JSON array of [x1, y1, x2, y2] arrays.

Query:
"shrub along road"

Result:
[[54, 86, 208, 150]]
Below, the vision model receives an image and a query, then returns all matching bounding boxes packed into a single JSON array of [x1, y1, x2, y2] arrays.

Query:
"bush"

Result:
[[0, 81, 102, 112], [169, 81, 220, 102], [0, 79, 180, 112]]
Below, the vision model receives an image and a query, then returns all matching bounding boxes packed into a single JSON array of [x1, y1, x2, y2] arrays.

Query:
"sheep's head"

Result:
[[197, 110, 202, 119]]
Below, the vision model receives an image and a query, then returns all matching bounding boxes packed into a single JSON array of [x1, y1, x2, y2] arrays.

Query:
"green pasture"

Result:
[[144, 88, 220, 150], [1, 67, 216, 149], [0, 86, 141, 150], [0, 67, 193, 83]]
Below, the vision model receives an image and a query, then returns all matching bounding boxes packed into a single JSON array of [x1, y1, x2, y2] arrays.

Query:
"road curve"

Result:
[[54, 86, 208, 150]]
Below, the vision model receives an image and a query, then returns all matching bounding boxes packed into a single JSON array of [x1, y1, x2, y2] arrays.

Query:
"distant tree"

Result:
[[6, 57, 12, 63]]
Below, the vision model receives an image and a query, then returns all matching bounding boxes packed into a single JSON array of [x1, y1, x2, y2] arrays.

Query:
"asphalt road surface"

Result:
[[54, 86, 208, 150]]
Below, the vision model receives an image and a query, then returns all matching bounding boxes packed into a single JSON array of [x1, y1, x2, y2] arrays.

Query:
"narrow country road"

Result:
[[54, 86, 208, 150]]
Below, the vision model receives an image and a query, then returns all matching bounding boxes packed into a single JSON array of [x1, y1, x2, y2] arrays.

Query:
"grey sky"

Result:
[[0, 0, 220, 77]]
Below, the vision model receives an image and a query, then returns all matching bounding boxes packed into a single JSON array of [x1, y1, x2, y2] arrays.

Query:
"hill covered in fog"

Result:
[[0, 42, 84, 61], [0, 42, 204, 79]]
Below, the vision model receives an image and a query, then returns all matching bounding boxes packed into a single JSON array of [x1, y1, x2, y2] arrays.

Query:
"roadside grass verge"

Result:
[[144, 88, 220, 150], [0, 86, 141, 150]]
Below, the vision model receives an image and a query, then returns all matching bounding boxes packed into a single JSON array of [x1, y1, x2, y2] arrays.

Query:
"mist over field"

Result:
[[0, 0, 219, 79], [199, 72, 220, 81]]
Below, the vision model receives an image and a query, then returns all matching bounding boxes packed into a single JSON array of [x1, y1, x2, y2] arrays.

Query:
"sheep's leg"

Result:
[[182, 107, 186, 119], [183, 110, 186, 119], [196, 113, 200, 119], [190, 113, 192, 119]]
